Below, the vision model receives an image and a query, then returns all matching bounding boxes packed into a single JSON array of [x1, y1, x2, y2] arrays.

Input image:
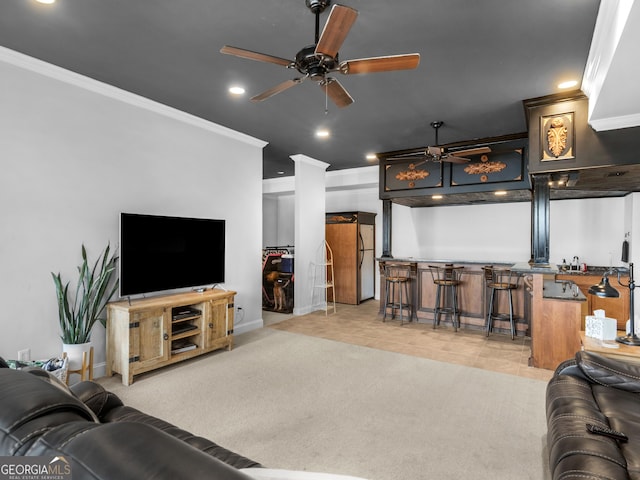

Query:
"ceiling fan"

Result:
[[388, 121, 492, 164], [220, 0, 420, 108]]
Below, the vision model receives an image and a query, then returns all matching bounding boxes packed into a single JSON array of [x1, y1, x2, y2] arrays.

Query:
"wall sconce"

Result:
[[589, 263, 637, 346]]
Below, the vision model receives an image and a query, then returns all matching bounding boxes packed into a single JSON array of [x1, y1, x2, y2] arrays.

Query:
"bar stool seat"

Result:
[[428, 264, 464, 331], [483, 266, 519, 339], [383, 264, 412, 325]]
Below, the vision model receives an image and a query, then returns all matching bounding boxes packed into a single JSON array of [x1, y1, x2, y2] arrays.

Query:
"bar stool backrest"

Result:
[[428, 264, 461, 284], [385, 263, 411, 280], [483, 266, 518, 289]]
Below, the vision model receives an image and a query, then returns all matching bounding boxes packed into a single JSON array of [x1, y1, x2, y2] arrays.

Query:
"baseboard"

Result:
[[92, 362, 107, 380], [234, 317, 263, 335], [293, 303, 327, 316]]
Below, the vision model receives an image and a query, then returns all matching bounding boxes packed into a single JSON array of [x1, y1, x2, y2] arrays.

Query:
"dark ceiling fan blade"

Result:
[[220, 45, 292, 67], [385, 150, 430, 161], [315, 4, 358, 58], [441, 155, 470, 164], [250, 78, 304, 102], [386, 154, 428, 161], [451, 146, 492, 157], [339, 53, 420, 74], [320, 78, 354, 108]]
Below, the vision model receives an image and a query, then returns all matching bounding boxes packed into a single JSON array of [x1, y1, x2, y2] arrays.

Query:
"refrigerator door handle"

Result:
[[359, 232, 364, 269]]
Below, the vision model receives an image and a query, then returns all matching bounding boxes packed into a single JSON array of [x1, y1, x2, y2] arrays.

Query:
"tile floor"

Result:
[[265, 300, 554, 381]]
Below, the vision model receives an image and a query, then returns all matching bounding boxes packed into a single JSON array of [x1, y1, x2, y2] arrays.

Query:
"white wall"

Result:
[[0, 49, 265, 371], [409, 202, 531, 262], [550, 196, 627, 268]]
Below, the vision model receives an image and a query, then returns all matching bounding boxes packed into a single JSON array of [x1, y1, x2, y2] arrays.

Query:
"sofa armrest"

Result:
[[576, 350, 640, 392], [28, 421, 256, 480], [70, 381, 124, 419]]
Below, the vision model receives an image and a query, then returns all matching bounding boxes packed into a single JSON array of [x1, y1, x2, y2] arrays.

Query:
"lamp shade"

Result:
[[588, 276, 620, 298]]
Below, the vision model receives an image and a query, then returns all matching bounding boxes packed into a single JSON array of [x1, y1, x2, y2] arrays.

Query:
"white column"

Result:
[[291, 154, 329, 315]]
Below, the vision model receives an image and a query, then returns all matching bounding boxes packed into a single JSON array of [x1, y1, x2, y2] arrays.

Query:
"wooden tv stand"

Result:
[[106, 289, 235, 385]]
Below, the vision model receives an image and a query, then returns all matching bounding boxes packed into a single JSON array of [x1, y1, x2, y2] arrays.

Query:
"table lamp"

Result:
[[588, 263, 638, 346]]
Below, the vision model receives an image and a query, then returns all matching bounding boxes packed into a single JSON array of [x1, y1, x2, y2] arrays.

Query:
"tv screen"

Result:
[[119, 213, 225, 297]]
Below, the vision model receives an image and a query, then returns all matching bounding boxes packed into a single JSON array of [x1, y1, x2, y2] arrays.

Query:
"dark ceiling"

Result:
[[0, 0, 605, 179]]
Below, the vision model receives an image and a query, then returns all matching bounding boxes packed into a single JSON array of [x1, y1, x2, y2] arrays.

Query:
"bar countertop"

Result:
[[377, 257, 515, 266], [542, 279, 587, 301]]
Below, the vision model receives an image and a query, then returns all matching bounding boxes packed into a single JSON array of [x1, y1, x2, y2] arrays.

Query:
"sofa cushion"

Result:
[[577, 351, 640, 393], [70, 380, 124, 419], [27, 421, 255, 480], [593, 384, 640, 479], [101, 405, 262, 469], [0, 369, 97, 455], [546, 374, 628, 480]]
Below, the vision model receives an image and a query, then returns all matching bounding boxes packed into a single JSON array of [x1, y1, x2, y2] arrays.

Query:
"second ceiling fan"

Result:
[[388, 121, 492, 164], [220, 0, 420, 108]]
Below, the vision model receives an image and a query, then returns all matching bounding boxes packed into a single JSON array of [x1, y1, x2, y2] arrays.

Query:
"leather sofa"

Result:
[[0, 363, 262, 479], [546, 350, 640, 480]]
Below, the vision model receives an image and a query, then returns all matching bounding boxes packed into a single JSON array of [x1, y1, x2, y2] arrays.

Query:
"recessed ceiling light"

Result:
[[277, 171, 285, 175], [558, 80, 578, 89], [432, 195, 443, 200], [494, 190, 507, 196], [229, 86, 245, 95], [316, 129, 330, 138], [366, 153, 377, 161]]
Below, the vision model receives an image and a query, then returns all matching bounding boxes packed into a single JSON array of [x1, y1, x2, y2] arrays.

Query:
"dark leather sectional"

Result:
[[0, 365, 261, 479], [547, 350, 640, 480]]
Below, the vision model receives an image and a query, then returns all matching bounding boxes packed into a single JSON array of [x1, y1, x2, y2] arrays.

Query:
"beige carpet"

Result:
[[99, 326, 551, 480]]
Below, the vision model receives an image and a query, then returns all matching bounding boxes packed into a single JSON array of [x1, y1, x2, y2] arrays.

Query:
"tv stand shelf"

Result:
[[106, 289, 235, 385]]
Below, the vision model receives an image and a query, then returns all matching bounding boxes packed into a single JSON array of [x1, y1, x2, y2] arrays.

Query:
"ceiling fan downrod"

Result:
[[305, 0, 331, 43], [430, 121, 444, 145]]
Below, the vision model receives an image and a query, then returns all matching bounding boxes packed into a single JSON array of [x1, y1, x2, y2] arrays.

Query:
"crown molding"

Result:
[[582, 0, 637, 131], [0, 46, 267, 148]]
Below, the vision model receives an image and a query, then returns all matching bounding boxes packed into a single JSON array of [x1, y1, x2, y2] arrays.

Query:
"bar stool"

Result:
[[383, 264, 412, 325], [428, 264, 464, 331], [483, 266, 518, 340]]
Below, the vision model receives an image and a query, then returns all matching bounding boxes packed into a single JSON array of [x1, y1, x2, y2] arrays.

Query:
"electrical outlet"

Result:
[[18, 349, 31, 361]]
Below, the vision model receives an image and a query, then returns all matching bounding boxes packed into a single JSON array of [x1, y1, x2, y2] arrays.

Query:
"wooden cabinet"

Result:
[[530, 275, 585, 370], [107, 289, 235, 385], [557, 273, 630, 330], [326, 212, 376, 305]]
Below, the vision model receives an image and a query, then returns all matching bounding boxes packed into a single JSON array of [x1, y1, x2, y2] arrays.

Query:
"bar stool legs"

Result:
[[383, 266, 411, 325], [433, 281, 460, 331], [429, 264, 463, 332], [484, 266, 518, 340]]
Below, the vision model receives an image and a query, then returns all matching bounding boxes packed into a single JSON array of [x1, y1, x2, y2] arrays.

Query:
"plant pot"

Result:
[[62, 342, 93, 373]]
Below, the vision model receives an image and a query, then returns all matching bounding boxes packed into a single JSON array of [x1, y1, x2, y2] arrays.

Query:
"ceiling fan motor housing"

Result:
[[295, 45, 337, 80], [305, 0, 331, 14]]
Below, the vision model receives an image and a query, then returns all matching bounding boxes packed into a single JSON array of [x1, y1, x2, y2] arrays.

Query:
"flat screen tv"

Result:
[[119, 213, 225, 297]]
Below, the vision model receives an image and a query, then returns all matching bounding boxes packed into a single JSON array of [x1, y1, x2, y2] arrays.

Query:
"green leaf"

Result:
[[52, 243, 119, 344]]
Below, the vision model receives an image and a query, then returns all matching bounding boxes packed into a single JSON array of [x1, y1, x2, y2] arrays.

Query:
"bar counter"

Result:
[[378, 257, 527, 335]]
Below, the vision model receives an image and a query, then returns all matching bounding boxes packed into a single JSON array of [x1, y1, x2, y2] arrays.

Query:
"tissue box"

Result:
[[585, 315, 618, 341]]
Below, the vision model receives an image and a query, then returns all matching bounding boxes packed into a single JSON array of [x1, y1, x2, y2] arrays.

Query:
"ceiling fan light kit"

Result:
[[220, 1, 420, 108]]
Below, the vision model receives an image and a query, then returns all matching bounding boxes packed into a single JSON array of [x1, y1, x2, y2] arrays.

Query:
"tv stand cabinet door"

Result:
[[204, 297, 234, 351], [129, 308, 170, 380]]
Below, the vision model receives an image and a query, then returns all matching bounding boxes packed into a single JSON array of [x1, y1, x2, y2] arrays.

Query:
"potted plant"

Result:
[[51, 244, 119, 372]]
